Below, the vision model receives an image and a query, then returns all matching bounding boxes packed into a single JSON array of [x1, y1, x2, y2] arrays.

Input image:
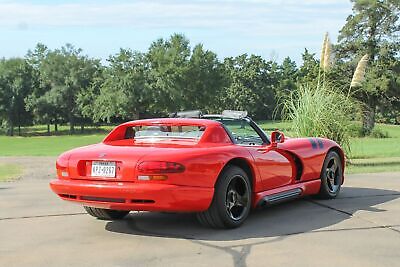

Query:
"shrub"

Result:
[[347, 121, 364, 138], [282, 83, 357, 155], [370, 127, 389, 138], [280, 33, 367, 156]]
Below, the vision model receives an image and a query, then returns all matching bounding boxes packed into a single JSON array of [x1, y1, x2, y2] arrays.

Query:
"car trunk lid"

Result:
[[68, 143, 152, 181]]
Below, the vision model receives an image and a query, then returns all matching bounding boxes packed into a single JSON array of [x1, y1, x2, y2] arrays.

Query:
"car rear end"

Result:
[[49, 119, 230, 212]]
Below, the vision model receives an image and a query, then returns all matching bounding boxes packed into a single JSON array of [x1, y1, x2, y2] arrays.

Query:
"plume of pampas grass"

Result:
[[323, 37, 332, 71], [351, 54, 369, 88], [320, 33, 328, 69], [320, 32, 332, 71]]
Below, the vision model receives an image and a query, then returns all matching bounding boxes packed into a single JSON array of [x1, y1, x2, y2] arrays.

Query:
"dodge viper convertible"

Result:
[[50, 110, 345, 228]]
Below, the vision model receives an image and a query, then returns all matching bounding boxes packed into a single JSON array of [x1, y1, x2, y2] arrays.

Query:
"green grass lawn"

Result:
[[345, 123, 400, 174], [346, 164, 400, 174], [0, 124, 113, 137], [258, 120, 294, 136], [0, 122, 399, 174], [0, 164, 23, 181], [350, 138, 400, 158], [349, 124, 400, 159], [0, 135, 104, 156]]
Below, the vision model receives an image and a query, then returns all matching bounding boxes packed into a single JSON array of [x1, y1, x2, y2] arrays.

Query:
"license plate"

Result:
[[91, 161, 116, 177]]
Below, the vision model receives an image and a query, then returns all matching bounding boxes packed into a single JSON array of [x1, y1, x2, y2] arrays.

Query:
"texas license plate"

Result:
[[91, 161, 116, 177]]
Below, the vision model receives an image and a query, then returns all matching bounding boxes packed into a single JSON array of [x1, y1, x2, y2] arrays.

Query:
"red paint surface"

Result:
[[50, 118, 344, 211]]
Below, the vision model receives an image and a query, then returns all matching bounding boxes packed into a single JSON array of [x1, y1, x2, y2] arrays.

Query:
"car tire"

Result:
[[84, 206, 129, 220], [317, 151, 343, 199], [196, 165, 252, 229]]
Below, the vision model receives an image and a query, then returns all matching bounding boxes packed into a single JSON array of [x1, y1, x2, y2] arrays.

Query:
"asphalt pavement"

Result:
[[0, 168, 399, 267]]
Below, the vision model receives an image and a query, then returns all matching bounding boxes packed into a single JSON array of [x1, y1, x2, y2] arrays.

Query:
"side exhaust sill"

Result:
[[257, 188, 302, 207]]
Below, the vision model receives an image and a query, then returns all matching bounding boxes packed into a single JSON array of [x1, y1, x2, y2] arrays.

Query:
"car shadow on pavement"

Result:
[[105, 187, 400, 241]]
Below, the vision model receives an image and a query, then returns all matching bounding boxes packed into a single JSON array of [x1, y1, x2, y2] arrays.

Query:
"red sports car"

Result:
[[50, 110, 344, 228]]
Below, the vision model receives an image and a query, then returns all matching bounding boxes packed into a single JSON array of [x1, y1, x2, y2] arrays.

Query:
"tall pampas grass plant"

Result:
[[281, 32, 360, 155], [282, 83, 356, 154]]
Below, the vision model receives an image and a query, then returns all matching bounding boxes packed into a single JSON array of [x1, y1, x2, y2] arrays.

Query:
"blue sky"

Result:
[[0, 0, 353, 64]]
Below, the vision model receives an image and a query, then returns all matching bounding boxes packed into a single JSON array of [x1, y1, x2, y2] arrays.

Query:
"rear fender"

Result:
[[137, 146, 255, 188], [216, 157, 260, 193]]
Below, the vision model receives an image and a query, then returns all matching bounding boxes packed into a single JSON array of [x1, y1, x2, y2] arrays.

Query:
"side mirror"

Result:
[[271, 131, 285, 146]]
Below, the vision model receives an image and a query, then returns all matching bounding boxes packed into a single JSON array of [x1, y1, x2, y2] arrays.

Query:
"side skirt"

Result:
[[253, 179, 321, 208], [258, 188, 302, 207]]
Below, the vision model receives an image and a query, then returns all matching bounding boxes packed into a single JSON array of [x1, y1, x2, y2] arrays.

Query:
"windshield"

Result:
[[124, 125, 206, 140], [213, 118, 264, 145]]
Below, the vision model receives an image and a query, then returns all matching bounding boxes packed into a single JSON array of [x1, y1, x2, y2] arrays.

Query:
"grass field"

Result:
[[0, 135, 104, 156], [0, 122, 399, 174], [349, 124, 400, 159], [346, 157, 400, 174]]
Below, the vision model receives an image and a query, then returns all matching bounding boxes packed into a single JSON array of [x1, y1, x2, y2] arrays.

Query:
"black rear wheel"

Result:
[[197, 165, 251, 228], [317, 151, 343, 199], [84, 206, 129, 220]]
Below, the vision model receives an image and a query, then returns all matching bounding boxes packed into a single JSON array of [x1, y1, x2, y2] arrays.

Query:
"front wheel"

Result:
[[197, 165, 252, 229], [317, 151, 343, 199], [84, 206, 129, 220]]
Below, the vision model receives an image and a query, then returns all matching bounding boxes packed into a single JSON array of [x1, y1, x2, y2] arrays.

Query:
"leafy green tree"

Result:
[[146, 34, 191, 114], [376, 57, 400, 124], [221, 54, 278, 119], [184, 44, 225, 112], [297, 49, 320, 86], [336, 0, 400, 134], [25, 44, 62, 134], [278, 57, 298, 92], [36, 44, 101, 133], [77, 71, 104, 124], [93, 49, 150, 122], [0, 58, 35, 136], [274, 57, 298, 118]]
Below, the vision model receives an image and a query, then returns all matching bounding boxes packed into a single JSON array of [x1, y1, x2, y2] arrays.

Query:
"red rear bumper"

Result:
[[49, 179, 214, 212]]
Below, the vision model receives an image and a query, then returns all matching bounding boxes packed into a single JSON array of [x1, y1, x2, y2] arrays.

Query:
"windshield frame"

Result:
[[210, 117, 270, 146]]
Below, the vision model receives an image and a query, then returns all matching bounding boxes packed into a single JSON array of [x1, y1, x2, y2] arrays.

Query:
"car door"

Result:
[[248, 146, 294, 191], [221, 118, 294, 191]]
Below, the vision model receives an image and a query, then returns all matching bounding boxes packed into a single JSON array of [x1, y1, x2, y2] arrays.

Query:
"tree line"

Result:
[[0, 0, 398, 136]]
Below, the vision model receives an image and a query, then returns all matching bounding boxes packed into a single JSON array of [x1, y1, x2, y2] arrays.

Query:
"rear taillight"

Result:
[[56, 167, 69, 178], [137, 161, 185, 174], [56, 154, 70, 179]]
